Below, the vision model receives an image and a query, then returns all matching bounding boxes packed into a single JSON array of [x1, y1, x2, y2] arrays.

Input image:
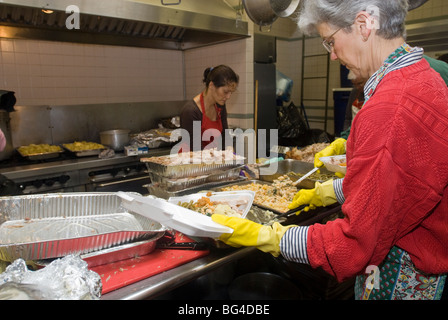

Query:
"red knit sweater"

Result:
[[307, 59, 448, 282]]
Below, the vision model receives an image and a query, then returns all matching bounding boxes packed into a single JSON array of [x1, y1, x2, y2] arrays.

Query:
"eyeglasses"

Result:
[[322, 28, 342, 53]]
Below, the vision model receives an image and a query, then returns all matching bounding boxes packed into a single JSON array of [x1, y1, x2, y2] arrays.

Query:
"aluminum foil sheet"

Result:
[[148, 166, 244, 192], [0, 193, 166, 261], [0, 255, 102, 300]]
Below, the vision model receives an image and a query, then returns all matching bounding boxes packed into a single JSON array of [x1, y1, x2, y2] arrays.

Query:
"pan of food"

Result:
[[17, 144, 64, 161], [62, 141, 106, 157]]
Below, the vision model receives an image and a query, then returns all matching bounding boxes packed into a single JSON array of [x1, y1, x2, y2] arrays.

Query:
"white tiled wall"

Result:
[[0, 39, 184, 106]]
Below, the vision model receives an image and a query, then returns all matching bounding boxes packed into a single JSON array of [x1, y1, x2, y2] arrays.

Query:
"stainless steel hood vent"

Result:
[[0, 0, 249, 50]]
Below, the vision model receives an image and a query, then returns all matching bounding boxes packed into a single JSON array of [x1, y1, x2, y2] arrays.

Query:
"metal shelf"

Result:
[[300, 36, 331, 132]]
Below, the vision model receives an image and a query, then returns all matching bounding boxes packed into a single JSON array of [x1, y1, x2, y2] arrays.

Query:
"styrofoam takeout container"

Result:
[[168, 191, 255, 219], [118, 191, 255, 238], [319, 155, 347, 174]]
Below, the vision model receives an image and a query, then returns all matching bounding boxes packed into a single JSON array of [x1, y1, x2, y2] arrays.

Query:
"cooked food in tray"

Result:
[[221, 175, 298, 214], [287, 170, 336, 182], [175, 192, 248, 217], [246, 206, 284, 226], [142, 148, 245, 179], [18, 144, 63, 156], [142, 148, 244, 166], [63, 141, 105, 152], [285, 143, 330, 162]]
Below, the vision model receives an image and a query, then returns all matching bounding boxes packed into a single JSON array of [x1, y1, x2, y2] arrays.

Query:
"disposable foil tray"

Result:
[[0, 192, 166, 262], [148, 166, 244, 192], [17, 147, 64, 161], [145, 176, 247, 199], [63, 147, 106, 157], [142, 153, 245, 179], [35, 238, 160, 268]]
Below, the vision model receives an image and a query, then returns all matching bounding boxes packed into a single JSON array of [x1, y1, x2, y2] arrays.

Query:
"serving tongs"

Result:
[[281, 167, 320, 217], [292, 167, 319, 186], [277, 204, 308, 218]]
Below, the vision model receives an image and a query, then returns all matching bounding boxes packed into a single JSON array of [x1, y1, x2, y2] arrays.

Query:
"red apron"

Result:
[[200, 93, 223, 150]]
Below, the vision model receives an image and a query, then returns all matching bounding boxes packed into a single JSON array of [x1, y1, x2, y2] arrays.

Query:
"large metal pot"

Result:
[[408, 0, 428, 10], [100, 129, 130, 151], [243, 0, 300, 30]]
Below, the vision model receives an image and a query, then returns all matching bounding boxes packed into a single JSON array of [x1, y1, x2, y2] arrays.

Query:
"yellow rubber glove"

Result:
[[288, 179, 338, 211], [211, 215, 295, 257], [314, 138, 347, 168]]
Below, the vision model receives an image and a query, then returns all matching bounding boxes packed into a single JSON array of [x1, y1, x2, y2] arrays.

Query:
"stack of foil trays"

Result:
[[141, 149, 247, 198]]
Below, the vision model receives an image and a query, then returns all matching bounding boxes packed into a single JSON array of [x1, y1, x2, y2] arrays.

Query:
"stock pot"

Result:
[[243, 0, 300, 30], [100, 129, 130, 151]]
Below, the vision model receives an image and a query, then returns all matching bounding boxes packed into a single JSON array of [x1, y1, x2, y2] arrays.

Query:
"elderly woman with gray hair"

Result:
[[212, 0, 448, 300]]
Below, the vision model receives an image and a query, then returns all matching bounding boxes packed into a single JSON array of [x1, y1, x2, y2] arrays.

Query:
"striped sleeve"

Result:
[[280, 226, 310, 264], [333, 178, 345, 204]]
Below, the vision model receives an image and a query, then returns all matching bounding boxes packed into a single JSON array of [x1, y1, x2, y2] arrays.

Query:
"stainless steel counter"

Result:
[[101, 247, 256, 300]]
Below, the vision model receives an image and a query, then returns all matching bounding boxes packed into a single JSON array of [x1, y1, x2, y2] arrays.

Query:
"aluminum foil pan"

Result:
[[148, 166, 244, 192], [144, 161, 243, 179], [35, 238, 160, 268], [0, 192, 166, 262], [142, 151, 245, 179], [16, 147, 64, 161], [145, 177, 247, 199]]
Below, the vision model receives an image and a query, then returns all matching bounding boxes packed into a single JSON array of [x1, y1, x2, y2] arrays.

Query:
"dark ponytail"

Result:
[[203, 65, 239, 89]]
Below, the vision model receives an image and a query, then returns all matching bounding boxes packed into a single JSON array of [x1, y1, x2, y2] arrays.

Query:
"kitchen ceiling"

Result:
[[0, 0, 249, 50]]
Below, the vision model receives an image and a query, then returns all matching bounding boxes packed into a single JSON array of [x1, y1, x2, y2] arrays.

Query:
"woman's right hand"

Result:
[[288, 179, 338, 212]]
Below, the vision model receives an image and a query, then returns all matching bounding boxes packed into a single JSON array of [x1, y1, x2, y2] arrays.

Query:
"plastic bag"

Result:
[[277, 102, 309, 146]]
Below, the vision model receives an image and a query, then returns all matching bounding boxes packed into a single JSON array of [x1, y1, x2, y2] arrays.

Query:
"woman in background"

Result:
[[179, 65, 238, 152]]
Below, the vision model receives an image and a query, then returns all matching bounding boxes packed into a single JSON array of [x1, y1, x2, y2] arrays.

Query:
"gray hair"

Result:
[[297, 0, 409, 39]]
